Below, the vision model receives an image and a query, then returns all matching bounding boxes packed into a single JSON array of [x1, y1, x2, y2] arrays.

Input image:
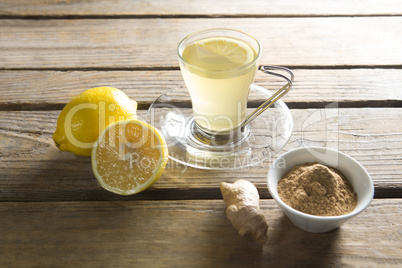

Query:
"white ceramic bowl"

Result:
[[267, 147, 374, 233]]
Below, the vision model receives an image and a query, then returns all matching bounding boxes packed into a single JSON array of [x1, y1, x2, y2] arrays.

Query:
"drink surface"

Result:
[[182, 37, 256, 72], [180, 37, 258, 133]]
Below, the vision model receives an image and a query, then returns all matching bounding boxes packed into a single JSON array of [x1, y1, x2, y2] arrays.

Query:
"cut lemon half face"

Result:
[[91, 119, 168, 195]]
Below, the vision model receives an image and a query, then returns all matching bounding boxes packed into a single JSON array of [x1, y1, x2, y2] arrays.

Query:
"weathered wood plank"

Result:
[[1, 0, 402, 17], [0, 69, 401, 110], [0, 199, 400, 267], [1, 17, 402, 69], [0, 108, 400, 201]]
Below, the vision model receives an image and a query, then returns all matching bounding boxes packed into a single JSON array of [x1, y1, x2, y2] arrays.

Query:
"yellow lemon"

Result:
[[91, 119, 168, 195], [53, 87, 137, 157]]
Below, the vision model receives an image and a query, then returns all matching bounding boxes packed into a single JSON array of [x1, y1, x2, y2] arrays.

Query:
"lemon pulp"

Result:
[[91, 119, 168, 195]]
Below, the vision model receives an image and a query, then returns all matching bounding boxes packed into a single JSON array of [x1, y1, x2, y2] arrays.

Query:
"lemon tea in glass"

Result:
[[178, 29, 260, 136], [177, 28, 293, 147]]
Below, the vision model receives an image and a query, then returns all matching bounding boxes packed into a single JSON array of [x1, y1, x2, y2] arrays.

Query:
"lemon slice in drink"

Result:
[[91, 119, 168, 195], [195, 37, 255, 67]]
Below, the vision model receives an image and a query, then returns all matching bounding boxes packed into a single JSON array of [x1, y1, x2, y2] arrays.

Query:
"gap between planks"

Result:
[[2, 14, 402, 20], [1, 65, 402, 71], [1, 100, 401, 112]]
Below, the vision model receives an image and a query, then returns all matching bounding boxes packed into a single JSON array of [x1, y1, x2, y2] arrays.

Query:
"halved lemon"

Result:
[[91, 119, 168, 195]]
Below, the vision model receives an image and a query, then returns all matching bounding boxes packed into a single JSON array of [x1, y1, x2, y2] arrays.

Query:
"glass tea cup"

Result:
[[177, 28, 293, 145]]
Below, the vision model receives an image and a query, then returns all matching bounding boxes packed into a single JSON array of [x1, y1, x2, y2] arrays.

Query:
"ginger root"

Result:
[[220, 179, 269, 245]]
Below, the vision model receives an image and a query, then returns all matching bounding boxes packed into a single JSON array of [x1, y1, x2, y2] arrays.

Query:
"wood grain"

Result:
[[0, 1, 400, 265], [1, 17, 402, 69], [1, 0, 402, 17], [0, 108, 400, 201], [1, 69, 401, 110], [0, 199, 400, 267]]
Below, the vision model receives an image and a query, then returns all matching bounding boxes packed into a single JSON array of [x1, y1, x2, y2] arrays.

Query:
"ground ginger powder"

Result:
[[277, 163, 357, 216]]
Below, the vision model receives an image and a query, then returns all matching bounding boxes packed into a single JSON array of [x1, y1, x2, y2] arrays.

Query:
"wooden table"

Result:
[[1, 1, 401, 267]]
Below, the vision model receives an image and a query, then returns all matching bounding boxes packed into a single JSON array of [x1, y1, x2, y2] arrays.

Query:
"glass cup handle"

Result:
[[241, 65, 294, 131]]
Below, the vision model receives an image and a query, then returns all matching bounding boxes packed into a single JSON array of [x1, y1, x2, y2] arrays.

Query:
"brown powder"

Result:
[[277, 163, 357, 216]]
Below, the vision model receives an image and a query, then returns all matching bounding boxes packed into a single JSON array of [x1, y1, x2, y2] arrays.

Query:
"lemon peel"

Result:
[[53, 87, 137, 157]]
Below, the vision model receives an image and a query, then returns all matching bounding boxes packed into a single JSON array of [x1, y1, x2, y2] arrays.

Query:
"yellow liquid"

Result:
[[180, 37, 258, 133]]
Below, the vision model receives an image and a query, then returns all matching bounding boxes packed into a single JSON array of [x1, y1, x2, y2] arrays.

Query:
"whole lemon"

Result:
[[53, 87, 137, 157]]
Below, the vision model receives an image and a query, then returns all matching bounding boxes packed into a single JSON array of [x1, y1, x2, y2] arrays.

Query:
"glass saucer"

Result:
[[146, 84, 293, 170]]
